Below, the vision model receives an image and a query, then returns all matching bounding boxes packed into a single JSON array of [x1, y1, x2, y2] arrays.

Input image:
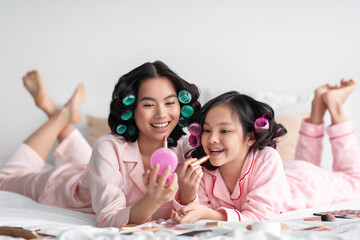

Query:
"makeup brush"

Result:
[[313, 213, 336, 221], [288, 213, 336, 222]]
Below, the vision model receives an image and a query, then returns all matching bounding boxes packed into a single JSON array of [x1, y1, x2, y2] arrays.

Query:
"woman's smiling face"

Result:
[[134, 77, 180, 143]]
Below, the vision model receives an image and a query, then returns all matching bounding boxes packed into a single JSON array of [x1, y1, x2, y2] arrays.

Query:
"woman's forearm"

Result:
[[128, 195, 161, 224]]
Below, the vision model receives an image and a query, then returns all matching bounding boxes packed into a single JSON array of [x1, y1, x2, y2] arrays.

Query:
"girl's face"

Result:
[[201, 104, 254, 168], [134, 77, 180, 143]]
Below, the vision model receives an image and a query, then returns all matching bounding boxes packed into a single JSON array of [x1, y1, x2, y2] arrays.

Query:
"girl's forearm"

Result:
[[208, 209, 227, 221], [179, 190, 197, 205]]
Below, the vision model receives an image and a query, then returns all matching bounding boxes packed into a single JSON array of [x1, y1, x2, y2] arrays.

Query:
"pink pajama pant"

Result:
[[285, 120, 360, 208], [0, 129, 92, 205]]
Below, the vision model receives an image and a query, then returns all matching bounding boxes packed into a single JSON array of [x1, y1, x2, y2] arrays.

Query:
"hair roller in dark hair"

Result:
[[108, 61, 201, 147], [189, 91, 287, 171]]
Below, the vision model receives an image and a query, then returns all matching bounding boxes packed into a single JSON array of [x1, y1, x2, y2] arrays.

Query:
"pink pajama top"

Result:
[[83, 134, 191, 227], [198, 120, 360, 221], [0, 130, 191, 228]]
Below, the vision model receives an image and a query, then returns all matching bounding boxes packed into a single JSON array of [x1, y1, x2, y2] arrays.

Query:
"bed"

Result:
[[1, 91, 360, 239], [1, 190, 360, 239]]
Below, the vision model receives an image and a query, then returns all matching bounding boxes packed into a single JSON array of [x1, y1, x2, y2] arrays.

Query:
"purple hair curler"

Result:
[[188, 123, 202, 136], [254, 117, 269, 130], [189, 134, 200, 147]]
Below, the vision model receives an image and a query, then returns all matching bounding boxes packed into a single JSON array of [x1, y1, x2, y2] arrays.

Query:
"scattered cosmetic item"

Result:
[[120, 224, 137, 230], [281, 224, 290, 230], [189, 155, 210, 167], [314, 209, 360, 219], [205, 221, 221, 227], [132, 227, 161, 234], [121, 226, 161, 235], [178, 229, 212, 236], [246, 223, 288, 231], [289, 214, 335, 222], [303, 216, 323, 221], [0, 226, 55, 239], [312, 213, 336, 221], [295, 225, 330, 231], [334, 215, 356, 219]]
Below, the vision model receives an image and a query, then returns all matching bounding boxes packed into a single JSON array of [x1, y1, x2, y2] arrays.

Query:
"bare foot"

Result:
[[322, 79, 357, 125], [323, 79, 357, 107], [308, 84, 330, 125], [62, 83, 86, 124], [23, 70, 57, 116]]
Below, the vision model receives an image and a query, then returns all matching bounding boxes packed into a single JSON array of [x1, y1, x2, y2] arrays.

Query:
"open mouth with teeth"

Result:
[[209, 148, 225, 155], [151, 121, 170, 129]]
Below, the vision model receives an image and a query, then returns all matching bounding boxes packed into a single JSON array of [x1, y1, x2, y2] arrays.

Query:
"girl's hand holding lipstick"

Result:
[[176, 155, 210, 205]]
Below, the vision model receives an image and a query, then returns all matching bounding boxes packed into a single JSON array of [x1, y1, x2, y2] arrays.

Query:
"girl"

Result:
[[171, 79, 360, 223], [0, 61, 203, 227]]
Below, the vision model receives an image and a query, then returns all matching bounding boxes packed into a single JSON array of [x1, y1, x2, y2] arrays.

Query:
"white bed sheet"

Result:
[[1, 190, 360, 239]]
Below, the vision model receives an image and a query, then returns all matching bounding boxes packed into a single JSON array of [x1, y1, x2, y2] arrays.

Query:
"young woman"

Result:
[[0, 61, 204, 227], [88, 61, 202, 227]]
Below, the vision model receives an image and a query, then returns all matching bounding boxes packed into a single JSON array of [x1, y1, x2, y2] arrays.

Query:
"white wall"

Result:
[[1, 0, 360, 163]]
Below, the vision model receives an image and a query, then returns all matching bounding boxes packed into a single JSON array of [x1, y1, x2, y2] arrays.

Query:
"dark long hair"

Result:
[[108, 61, 201, 147], [189, 91, 287, 170]]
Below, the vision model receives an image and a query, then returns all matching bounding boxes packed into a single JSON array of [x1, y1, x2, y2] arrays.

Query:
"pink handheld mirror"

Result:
[[149, 136, 178, 184]]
